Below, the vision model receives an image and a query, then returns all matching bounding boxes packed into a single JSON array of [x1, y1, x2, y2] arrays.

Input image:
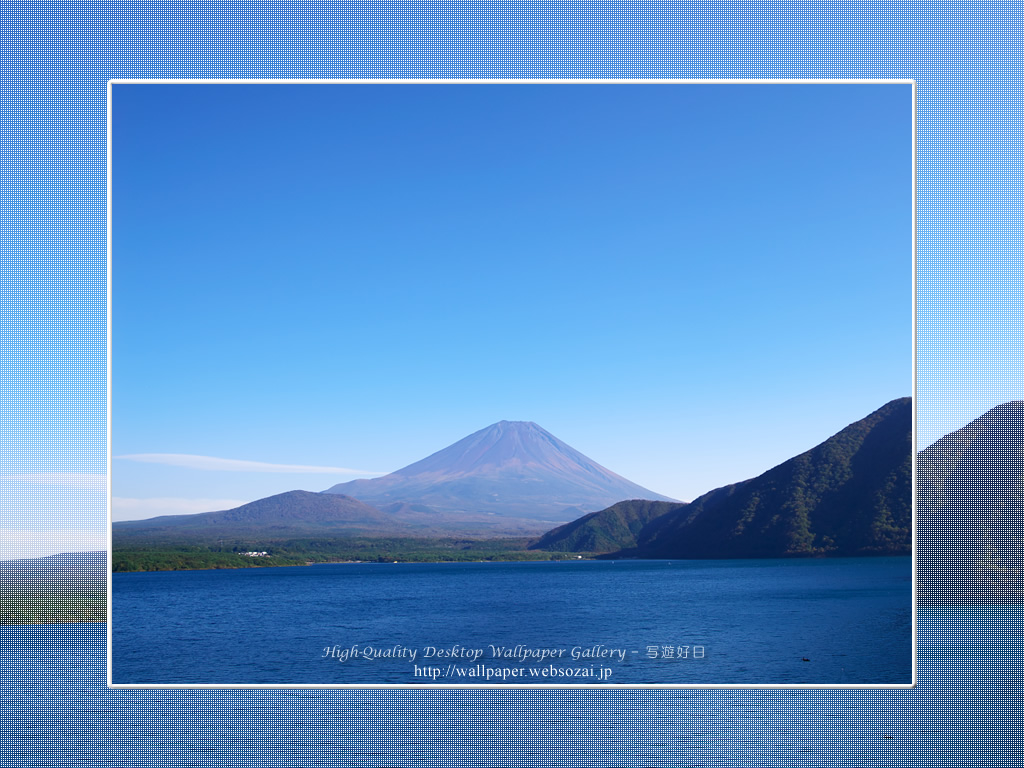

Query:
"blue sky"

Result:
[[110, 82, 911, 521]]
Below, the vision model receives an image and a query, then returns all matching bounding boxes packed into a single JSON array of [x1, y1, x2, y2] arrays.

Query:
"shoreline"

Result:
[[110, 551, 914, 574], [113, 553, 592, 574]]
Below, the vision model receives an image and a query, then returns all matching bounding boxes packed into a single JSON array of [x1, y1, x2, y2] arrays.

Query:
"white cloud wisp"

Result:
[[115, 454, 384, 475], [2, 473, 106, 487]]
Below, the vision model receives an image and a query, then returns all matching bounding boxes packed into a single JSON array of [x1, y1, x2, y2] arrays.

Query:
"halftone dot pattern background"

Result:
[[0, 2, 1020, 767]]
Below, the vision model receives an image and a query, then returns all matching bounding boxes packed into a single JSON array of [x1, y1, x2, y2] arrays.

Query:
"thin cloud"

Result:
[[2, 473, 106, 487], [115, 453, 384, 476]]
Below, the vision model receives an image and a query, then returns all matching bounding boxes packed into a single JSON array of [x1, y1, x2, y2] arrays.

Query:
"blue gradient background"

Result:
[[0, 3, 1018, 767]]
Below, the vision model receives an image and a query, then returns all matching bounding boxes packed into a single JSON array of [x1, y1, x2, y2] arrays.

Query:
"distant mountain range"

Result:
[[113, 491, 413, 542], [114, 421, 674, 541], [533, 398, 913, 561], [0, 551, 105, 577], [323, 420, 675, 524], [63, 396, 1024, 606], [115, 403, 913, 559]]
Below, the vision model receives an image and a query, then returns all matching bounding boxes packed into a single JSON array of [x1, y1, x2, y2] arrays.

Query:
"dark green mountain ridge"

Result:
[[528, 499, 681, 554], [918, 400, 1024, 605], [621, 397, 912, 559], [527, 398, 912, 561]]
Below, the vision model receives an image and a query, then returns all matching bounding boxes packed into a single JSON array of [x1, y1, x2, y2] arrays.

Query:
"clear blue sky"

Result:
[[111, 82, 911, 521]]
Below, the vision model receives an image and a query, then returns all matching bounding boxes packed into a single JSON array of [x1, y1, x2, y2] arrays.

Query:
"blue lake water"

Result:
[[111, 557, 913, 686], [0, 606, 1017, 767]]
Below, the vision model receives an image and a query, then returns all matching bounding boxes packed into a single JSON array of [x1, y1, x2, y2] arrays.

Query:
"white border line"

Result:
[[910, 77, 919, 690], [106, 78, 115, 685], [107, 78, 917, 690]]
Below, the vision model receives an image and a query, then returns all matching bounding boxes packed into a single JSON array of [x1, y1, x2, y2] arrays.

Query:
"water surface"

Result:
[[112, 557, 913, 686], [0, 606, 1016, 767]]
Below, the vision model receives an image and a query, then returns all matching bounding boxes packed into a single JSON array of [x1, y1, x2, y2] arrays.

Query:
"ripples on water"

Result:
[[2, 603, 1017, 765], [111, 559, 913, 686]]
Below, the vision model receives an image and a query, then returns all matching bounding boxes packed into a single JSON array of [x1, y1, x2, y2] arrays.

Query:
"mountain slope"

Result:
[[323, 420, 674, 523], [529, 499, 683, 554], [918, 401, 1024, 605], [621, 398, 912, 559], [1, 552, 106, 624], [112, 490, 408, 542]]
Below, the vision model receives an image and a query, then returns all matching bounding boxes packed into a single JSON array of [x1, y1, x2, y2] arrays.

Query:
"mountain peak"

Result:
[[485, 420, 543, 435], [387, 420, 585, 479], [323, 421, 674, 523]]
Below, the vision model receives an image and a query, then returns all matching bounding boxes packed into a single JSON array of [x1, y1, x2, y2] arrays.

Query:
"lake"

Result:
[[0, 604, 1016, 767], [111, 557, 913, 686]]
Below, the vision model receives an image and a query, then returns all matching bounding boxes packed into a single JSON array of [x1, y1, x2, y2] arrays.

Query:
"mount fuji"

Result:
[[323, 420, 674, 526]]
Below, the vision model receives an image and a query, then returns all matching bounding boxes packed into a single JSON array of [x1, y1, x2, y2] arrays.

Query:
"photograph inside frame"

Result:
[[109, 81, 913, 687]]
